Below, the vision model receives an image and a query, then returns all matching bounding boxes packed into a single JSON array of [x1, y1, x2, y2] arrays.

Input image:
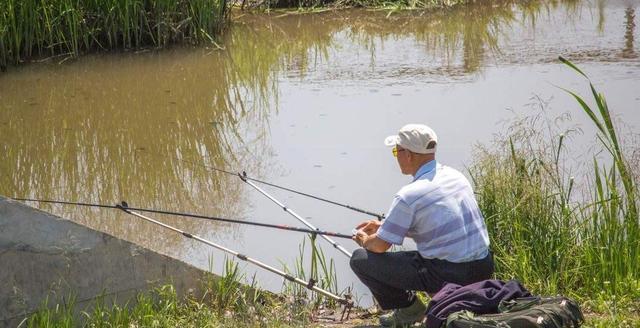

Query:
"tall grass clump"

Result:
[[558, 57, 639, 310], [201, 257, 271, 320], [469, 58, 639, 311], [280, 235, 343, 320], [0, 0, 229, 70], [23, 296, 76, 328], [470, 108, 584, 295]]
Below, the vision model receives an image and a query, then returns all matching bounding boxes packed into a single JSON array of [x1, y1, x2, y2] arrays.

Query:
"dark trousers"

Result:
[[350, 249, 494, 310]]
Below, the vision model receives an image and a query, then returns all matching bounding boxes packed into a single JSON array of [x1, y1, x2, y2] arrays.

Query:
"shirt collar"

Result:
[[413, 160, 437, 181]]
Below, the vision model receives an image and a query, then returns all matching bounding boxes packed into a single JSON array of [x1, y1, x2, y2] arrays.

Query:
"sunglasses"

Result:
[[392, 146, 407, 157]]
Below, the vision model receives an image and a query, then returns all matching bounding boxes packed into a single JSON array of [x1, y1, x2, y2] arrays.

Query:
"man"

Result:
[[350, 124, 494, 327]]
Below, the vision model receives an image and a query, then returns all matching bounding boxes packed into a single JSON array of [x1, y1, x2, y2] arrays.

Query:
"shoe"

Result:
[[379, 297, 427, 327]]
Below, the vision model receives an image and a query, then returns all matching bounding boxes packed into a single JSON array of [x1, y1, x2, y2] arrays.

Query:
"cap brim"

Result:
[[384, 135, 399, 147]]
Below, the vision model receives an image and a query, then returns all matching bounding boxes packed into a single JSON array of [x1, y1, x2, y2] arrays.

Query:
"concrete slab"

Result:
[[0, 196, 216, 326]]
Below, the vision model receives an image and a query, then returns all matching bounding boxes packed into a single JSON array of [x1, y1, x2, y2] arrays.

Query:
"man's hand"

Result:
[[352, 229, 369, 247], [355, 220, 382, 234], [352, 220, 391, 253]]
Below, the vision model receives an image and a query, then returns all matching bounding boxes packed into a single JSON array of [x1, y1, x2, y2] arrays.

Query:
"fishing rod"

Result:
[[242, 175, 385, 221], [115, 201, 354, 320], [138, 150, 385, 220], [238, 172, 353, 258], [11, 197, 353, 239]]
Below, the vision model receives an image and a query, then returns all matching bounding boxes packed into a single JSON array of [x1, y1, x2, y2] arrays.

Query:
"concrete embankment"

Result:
[[0, 196, 215, 326]]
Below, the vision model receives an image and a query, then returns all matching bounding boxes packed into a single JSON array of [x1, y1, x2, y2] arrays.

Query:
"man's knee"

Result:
[[349, 248, 369, 274]]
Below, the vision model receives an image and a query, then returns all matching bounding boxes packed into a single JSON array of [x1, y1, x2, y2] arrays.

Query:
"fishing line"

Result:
[[137, 149, 385, 220], [11, 197, 353, 239], [116, 201, 353, 319]]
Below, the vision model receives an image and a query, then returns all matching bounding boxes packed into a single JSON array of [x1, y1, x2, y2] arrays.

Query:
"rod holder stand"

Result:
[[340, 293, 354, 322]]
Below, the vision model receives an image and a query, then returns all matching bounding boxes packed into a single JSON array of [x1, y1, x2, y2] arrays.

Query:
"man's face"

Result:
[[394, 145, 411, 175]]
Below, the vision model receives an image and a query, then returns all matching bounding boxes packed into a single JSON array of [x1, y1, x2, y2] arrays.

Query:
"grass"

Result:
[[468, 58, 639, 323], [282, 235, 343, 311], [0, 0, 229, 69], [21, 257, 321, 327], [21, 236, 348, 327]]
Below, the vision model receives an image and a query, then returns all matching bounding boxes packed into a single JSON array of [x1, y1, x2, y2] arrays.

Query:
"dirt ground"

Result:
[[312, 307, 380, 328]]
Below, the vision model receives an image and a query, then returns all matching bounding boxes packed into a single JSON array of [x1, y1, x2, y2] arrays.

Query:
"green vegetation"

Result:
[[22, 282, 291, 328], [0, 0, 229, 69], [22, 258, 321, 327], [22, 239, 346, 327], [283, 236, 342, 309], [469, 58, 640, 325]]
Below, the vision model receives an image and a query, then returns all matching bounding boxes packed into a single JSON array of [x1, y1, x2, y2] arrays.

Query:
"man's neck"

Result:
[[410, 157, 435, 177]]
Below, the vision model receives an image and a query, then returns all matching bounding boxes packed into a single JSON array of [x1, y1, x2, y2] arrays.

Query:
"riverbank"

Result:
[[21, 281, 640, 327]]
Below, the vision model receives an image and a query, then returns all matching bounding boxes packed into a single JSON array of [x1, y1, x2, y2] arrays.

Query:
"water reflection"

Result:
[[336, 4, 517, 74], [229, 0, 630, 82], [0, 49, 275, 254], [623, 6, 636, 58]]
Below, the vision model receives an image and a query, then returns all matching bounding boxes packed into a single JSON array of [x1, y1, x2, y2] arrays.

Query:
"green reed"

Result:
[[558, 57, 639, 305], [469, 59, 639, 313], [0, 0, 228, 69], [281, 235, 341, 315]]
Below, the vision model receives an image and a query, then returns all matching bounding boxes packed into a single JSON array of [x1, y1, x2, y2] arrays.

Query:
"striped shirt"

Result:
[[377, 160, 490, 263]]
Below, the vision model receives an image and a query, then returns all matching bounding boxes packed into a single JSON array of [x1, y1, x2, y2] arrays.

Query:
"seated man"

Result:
[[350, 123, 494, 327]]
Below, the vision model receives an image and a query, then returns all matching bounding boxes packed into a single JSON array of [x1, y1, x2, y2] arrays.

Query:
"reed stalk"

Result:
[[558, 57, 639, 301], [280, 236, 341, 316], [0, 0, 229, 69]]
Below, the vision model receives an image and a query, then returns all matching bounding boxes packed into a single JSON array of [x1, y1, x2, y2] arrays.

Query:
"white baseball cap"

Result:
[[384, 124, 438, 154]]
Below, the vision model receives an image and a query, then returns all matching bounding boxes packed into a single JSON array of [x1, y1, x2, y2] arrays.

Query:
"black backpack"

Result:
[[445, 296, 584, 328]]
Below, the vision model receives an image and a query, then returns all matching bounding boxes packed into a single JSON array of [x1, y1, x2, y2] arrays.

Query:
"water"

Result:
[[1, 0, 638, 306]]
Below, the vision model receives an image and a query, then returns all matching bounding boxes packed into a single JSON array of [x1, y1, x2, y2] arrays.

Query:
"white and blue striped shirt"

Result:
[[377, 160, 490, 263]]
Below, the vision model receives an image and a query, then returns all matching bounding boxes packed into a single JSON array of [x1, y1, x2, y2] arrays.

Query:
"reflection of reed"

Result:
[[1, 9, 337, 255], [234, 0, 585, 77], [0, 48, 274, 255], [340, 4, 513, 73], [228, 13, 336, 77], [622, 7, 636, 59], [597, 0, 606, 32]]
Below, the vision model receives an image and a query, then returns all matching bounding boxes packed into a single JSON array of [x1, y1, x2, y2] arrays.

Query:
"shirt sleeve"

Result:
[[377, 195, 412, 245]]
